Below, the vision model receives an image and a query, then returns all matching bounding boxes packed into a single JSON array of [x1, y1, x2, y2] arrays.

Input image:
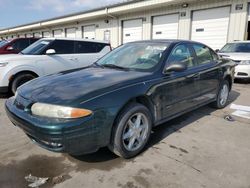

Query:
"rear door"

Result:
[[74, 41, 111, 68], [190, 43, 220, 104]]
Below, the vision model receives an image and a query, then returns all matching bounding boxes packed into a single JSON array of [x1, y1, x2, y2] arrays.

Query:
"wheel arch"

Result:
[[224, 74, 233, 91], [109, 95, 156, 144], [8, 70, 39, 89]]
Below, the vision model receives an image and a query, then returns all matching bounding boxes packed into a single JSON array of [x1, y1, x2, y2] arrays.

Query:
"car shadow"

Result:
[[0, 93, 12, 99], [234, 79, 250, 84], [70, 90, 240, 163]]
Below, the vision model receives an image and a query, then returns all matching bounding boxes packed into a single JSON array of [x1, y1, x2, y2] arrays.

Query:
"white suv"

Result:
[[218, 41, 250, 81], [0, 38, 111, 94]]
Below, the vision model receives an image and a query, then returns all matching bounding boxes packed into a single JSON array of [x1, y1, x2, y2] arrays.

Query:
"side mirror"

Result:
[[164, 62, 187, 74], [215, 49, 220, 53], [6, 46, 14, 51], [46, 49, 56, 55]]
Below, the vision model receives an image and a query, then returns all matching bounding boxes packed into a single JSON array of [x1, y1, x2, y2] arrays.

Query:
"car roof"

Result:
[[128, 39, 205, 44], [226, 41, 250, 44], [40, 37, 110, 44]]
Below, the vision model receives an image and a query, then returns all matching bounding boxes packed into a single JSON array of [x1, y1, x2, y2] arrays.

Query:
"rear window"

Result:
[[12, 39, 30, 51], [0, 40, 8, 48], [75, 41, 108, 53]]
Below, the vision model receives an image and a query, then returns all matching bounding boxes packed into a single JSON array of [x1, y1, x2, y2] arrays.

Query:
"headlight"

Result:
[[240, 60, 250, 65], [31, 103, 92, 119], [0, 62, 8, 67]]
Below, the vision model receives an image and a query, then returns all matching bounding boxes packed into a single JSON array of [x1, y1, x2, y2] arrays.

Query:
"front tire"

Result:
[[211, 80, 230, 109], [11, 73, 36, 94], [109, 103, 152, 158]]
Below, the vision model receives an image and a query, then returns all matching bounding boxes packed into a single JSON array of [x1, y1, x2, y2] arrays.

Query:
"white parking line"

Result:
[[230, 104, 250, 120], [230, 104, 250, 112], [232, 110, 250, 120]]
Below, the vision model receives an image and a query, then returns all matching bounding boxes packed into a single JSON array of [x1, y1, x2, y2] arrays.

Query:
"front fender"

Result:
[[1, 65, 43, 86]]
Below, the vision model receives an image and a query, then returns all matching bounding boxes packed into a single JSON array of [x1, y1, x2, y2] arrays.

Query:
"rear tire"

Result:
[[211, 80, 230, 109], [109, 103, 152, 159], [11, 73, 36, 94]]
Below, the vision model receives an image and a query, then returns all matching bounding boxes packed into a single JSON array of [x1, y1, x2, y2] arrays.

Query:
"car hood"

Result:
[[18, 66, 152, 105], [218, 53, 250, 61], [0, 54, 38, 62]]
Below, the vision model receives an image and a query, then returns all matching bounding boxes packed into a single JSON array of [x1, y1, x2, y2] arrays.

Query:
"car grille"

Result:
[[14, 95, 32, 110]]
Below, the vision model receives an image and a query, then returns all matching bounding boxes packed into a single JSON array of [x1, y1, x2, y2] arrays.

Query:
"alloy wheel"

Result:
[[122, 113, 149, 152]]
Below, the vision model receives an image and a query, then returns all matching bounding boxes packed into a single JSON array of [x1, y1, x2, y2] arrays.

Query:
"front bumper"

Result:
[[5, 97, 103, 155], [234, 64, 250, 79]]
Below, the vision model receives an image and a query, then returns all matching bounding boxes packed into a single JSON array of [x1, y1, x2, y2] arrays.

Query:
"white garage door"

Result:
[[19, 34, 25, 38], [53, 29, 63, 38], [42, 31, 50, 38], [82, 25, 95, 39], [66, 28, 76, 38], [26, 33, 33, 38], [34, 32, 41, 37], [191, 7, 230, 50], [123, 19, 142, 43], [152, 14, 179, 39]]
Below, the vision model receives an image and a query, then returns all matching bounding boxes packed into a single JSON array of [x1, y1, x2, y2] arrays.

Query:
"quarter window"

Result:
[[168, 44, 195, 67], [75, 41, 107, 53], [193, 44, 213, 65]]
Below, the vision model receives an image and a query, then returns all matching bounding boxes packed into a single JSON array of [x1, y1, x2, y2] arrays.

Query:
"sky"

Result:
[[0, 0, 122, 29]]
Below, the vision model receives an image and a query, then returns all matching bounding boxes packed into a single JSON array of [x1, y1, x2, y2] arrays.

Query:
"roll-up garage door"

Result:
[[26, 33, 33, 38], [122, 19, 143, 43], [66, 28, 76, 38], [152, 14, 179, 39], [191, 6, 230, 50], [34, 33, 41, 37], [82, 25, 95, 39], [19, 34, 25, 38], [53, 29, 63, 38], [42, 31, 50, 38]]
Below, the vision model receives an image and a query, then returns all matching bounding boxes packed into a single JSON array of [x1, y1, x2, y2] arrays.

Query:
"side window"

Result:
[[168, 44, 195, 68], [193, 44, 213, 65], [75, 41, 108, 53], [12, 39, 30, 51], [47, 40, 75, 54]]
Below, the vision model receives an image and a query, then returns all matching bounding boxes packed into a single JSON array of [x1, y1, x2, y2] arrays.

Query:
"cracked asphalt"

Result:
[[0, 82, 250, 188]]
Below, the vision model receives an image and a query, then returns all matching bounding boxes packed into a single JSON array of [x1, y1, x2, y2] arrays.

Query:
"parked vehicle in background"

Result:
[[218, 41, 250, 81], [0, 38, 111, 94], [5, 40, 235, 158], [0, 38, 39, 55]]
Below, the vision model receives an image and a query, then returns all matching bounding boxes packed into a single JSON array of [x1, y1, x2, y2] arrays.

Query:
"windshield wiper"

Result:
[[101, 64, 130, 71]]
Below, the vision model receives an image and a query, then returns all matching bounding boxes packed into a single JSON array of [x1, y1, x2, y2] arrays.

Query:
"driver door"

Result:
[[151, 43, 201, 121]]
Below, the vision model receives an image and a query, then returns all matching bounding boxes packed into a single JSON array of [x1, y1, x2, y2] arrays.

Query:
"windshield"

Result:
[[21, 39, 53, 55], [96, 42, 169, 71], [220, 43, 250, 53], [0, 40, 9, 48]]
